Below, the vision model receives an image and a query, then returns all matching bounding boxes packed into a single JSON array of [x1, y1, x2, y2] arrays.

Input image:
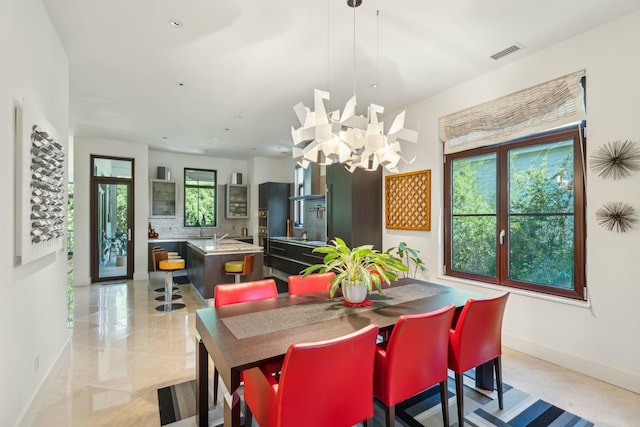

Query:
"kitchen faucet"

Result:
[[200, 215, 206, 237], [213, 233, 228, 245]]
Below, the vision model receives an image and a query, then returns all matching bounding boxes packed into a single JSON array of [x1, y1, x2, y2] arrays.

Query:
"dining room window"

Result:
[[184, 168, 217, 227], [443, 124, 586, 300]]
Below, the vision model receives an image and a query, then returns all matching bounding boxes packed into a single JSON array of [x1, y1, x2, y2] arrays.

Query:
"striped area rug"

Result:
[[157, 374, 594, 426]]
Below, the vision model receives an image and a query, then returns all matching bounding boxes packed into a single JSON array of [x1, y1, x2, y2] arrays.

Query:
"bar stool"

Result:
[[156, 256, 187, 311], [224, 254, 255, 283], [152, 248, 180, 293], [153, 250, 183, 304]]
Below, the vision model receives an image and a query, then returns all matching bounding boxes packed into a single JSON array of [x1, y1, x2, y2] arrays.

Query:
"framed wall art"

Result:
[[15, 99, 66, 264], [385, 169, 431, 231]]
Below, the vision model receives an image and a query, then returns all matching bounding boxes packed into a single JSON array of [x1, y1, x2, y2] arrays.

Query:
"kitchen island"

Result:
[[186, 239, 264, 299]]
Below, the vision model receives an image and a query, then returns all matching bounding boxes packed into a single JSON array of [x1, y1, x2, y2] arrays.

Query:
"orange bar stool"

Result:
[[224, 254, 255, 283], [156, 257, 186, 311], [152, 248, 180, 293]]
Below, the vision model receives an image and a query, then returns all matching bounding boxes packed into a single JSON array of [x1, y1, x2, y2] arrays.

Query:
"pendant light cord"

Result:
[[376, 9, 380, 101], [352, 1, 356, 98], [327, 0, 330, 93]]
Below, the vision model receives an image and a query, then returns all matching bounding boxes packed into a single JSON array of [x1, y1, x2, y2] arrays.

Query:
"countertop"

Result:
[[269, 236, 327, 246], [149, 235, 253, 243], [187, 238, 263, 255]]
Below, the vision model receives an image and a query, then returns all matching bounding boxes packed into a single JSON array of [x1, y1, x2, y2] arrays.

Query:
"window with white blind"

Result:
[[444, 125, 586, 299], [441, 72, 587, 300]]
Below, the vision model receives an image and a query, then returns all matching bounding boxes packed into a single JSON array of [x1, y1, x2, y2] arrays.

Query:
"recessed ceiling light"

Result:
[[168, 19, 183, 28], [234, 115, 242, 120], [370, 83, 378, 88], [177, 82, 185, 87]]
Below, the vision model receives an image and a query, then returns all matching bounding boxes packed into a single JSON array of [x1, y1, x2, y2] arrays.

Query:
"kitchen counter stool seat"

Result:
[[152, 248, 182, 293], [156, 258, 186, 311], [225, 254, 255, 283]]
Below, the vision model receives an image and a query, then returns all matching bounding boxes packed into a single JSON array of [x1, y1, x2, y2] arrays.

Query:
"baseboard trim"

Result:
[[504, 333, 640, 394], [133, 271, 149, 281], [16, 337, 71, 427]]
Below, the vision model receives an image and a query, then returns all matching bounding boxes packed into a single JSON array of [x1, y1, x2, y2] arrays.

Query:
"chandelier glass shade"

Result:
[[291, 3, 418, 174]]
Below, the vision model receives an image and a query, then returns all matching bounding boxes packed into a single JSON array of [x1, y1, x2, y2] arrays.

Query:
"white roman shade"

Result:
[[440, 70, 586, 154]]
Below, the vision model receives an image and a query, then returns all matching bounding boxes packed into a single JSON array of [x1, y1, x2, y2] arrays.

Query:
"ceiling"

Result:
[[42, 0, 640, 160]]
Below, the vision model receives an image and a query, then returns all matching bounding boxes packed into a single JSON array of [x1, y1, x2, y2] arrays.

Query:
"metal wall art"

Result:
[[595, 201, 637, 233], [15, 99, 66, 264], [589, 139, 640, 180], [385, 169, 431, 231]]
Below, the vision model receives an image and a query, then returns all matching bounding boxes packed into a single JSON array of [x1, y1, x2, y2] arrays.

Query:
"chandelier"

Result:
[[291, 1, 418, 173]]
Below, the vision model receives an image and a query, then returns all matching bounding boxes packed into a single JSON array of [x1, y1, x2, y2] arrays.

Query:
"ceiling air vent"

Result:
[[490, 43, 524, 61]]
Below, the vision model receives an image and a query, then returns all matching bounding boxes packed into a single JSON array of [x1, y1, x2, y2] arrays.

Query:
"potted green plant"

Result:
[[385, 242, 427, 279], [301, 237, 408, 303]]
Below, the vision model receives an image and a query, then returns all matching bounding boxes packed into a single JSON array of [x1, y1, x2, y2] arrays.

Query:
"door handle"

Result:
[[499, 229, 505, 245], [128, 228, 132, 241]]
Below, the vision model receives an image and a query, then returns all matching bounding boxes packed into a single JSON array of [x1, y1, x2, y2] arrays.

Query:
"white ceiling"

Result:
[[42, 0, 640, 160]]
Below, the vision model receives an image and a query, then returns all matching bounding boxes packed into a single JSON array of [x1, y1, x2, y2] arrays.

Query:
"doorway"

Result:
[[90, 156, 134, 282]]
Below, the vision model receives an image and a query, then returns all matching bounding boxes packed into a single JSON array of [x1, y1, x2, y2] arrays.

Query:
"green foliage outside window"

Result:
[[184, 168, 217, 227], [508, 141, 575, 289], [450, 139, 577, 290], [451, 154, 497, 277], [116, 184, 128, 240]]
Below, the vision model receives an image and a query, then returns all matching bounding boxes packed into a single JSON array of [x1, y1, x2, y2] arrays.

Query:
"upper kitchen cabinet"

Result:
[[225, 184, 249, 218], [258, 182, 290, 231], [326, 164, 382, 250], [150, 179, 177, 218]]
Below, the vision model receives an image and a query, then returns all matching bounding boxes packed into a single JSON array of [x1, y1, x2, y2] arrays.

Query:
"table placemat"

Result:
[[221, 283, 445, 339]]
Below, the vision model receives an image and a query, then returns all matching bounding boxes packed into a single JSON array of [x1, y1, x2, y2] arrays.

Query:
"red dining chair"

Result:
[[448, 293, 509, 426], [213, 278, 277, 307], [243, 324, 380, 427], [287, 272, 335, 295], [374, 304, 455, 427], [212, 279, 279, 405]]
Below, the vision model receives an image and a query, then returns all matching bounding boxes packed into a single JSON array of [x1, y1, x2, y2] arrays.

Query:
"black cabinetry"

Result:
[[326, 164, 382, 250], [269, 239, 325, 276], [259, 182, 290, 212], [258, 182, 291, 265]]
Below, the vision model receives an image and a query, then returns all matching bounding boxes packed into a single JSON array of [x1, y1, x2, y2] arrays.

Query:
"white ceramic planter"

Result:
[[342, 281, 368, 303]]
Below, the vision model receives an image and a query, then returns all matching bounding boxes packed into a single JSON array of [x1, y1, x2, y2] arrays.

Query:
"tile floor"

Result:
[[31, 277, 640, 426]]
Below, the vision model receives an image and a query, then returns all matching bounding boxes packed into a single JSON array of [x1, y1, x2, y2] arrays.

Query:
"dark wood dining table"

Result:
[[195, 278, 488, 427]]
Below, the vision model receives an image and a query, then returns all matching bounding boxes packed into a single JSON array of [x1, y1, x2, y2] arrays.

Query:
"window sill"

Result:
[[437, 274, 591, 309]]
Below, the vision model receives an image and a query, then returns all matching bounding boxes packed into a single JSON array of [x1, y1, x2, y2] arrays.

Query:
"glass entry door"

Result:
[[91, 157, 134, 282]]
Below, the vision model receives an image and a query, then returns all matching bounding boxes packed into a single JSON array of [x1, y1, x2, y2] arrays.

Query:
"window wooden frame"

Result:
[[444, 125, 586, 300], [184, 168, 217, 227]]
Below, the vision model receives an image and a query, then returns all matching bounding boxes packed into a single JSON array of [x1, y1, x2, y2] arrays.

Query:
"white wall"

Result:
[[0, 0, 70, 425], [248, 156, 296, 239], [73, 138, 150, 285], [148, 150, 251, 238], [383, 11, 640, 393]]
